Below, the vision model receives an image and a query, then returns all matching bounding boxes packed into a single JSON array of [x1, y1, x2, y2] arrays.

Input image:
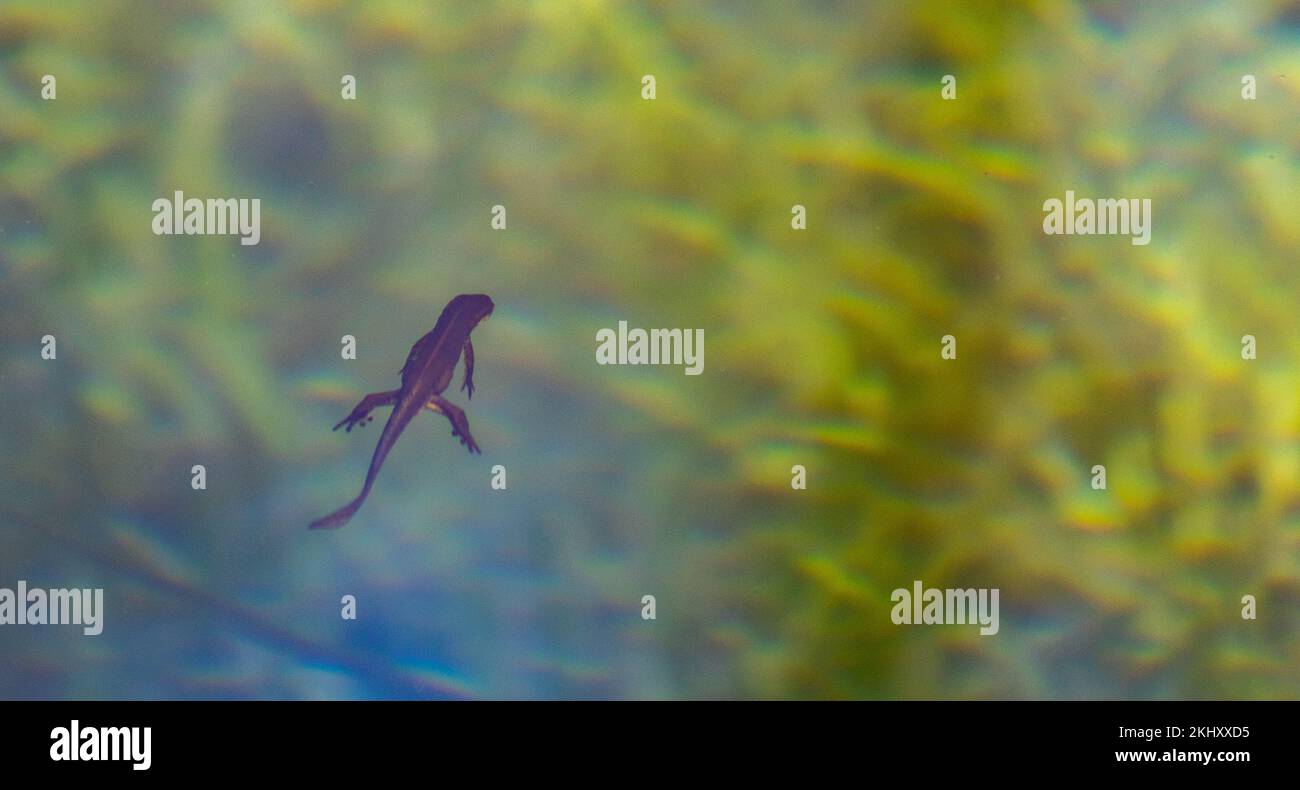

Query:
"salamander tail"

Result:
[[308, 494, 367, 530]]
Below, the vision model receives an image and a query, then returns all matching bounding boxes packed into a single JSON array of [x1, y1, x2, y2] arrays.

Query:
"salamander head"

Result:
[[450, 293, 495, 327]]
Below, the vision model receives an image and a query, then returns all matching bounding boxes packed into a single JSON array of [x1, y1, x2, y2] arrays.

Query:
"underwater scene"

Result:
[[3, 0, 1300, 699]]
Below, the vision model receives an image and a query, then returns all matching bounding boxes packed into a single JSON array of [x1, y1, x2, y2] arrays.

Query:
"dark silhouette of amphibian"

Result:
[[309, 294, 494, 530]]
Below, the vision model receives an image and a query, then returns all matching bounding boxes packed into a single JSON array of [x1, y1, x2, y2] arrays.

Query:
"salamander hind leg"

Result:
[[333, 389, 400, 432], [427, 394, 480, 454]]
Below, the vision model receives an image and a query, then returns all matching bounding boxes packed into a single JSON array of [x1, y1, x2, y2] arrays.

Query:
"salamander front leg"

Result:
[[460, 339, 476, 400]]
